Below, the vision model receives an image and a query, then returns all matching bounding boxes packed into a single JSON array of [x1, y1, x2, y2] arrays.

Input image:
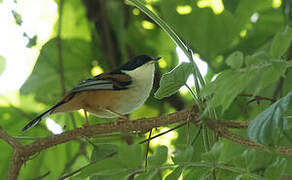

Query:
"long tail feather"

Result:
[[22, 103, 61, 133]]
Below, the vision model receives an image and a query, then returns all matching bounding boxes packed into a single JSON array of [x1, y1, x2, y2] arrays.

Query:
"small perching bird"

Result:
[[22, 55, 161, 132]]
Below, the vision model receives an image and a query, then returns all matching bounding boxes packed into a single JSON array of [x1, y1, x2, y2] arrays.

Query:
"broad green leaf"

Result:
[[148, 145, 168, 168], [248, 92, 292, 145], [172, 145, 194, 165], [245, 51, 271, 66], [155, 63, 193, 99], [165, 167, 184, 180], [0, 56, 5, 76], [20, 38, 94, 104], [135, 169, 158, 180], [270, 26, 292, 58], [77, 157, 124, 178], [202, 61, 286, 111], [264, 158, 287, 180], [118, 143, 143, 168], [226, 51, 244, 69], [202, 69, 255, 111], [91, 144, 118, 162], [202, 142, 224, 162]]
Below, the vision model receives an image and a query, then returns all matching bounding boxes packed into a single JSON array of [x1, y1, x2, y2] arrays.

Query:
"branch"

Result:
[[0, 127, 22, 149], [4, 105, 292, 179], [6, 106, 199, 179]]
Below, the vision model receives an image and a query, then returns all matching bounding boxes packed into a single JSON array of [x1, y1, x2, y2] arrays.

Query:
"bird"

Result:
[[22, 55, 161, 132]]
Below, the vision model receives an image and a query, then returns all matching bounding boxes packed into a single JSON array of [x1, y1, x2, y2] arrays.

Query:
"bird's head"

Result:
[[120, 55, 161, 71]]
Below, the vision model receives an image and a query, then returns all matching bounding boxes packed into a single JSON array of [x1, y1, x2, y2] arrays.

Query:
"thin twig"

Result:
[[144, 129, 152, 169], [28, 171, 50, 180], [57, 0, 66, 95], [139, 122, 187, 144]]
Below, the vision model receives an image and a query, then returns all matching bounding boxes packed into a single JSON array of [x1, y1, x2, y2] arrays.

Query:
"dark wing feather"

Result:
[[71, 72, 132, 93]]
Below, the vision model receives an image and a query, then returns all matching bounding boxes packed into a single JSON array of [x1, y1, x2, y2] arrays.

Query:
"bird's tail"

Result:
[[22, 103, 62, 133]]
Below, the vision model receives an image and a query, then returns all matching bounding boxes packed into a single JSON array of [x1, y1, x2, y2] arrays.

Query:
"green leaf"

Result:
[[226, 51, 244, 69], [264, 157, 287, 180], [148, 145, 168, 168], [165, 167, 184, 180], [202, 61, 287, 111], [91, 144, 118, 162], [270, 26, 292, 58], [202, 142, 224, 162], [77, 157, 124, 178], [155, 63, 193, 99], [248, 92, 292, 145], [245, 51, 271, 66], [118, 143, 143, 168], [20, 38, 94, 104], [11, 10, 22, 25], [135, 169, 158, 180], [172, 145, 194, 165], [26, 35, 37, 48], [0, 56, 5, 76]]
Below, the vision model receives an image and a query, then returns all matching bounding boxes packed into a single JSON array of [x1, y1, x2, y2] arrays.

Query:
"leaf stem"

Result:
[[127, 0, 205, 96]]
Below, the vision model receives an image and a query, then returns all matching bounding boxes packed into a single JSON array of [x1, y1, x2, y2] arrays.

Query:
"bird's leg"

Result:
[[83, 109, 90, 127], [104, 107, 128, 120]]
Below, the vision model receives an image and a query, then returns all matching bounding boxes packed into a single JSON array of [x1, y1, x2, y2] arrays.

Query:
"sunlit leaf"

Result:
[[11, 10, 22, 25], [20, 38, 94, 104], [155, 63, 193, 99], [248, 92, 292, 145], [0, 56, 5, 76]]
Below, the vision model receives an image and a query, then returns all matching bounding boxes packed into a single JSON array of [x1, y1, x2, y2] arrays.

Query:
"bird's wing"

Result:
[[70, 72, 132, 93]]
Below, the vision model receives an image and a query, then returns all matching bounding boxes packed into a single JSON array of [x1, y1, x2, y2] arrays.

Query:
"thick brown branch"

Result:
[[0, 127, 22, 149], [22, 106, 199, 157]]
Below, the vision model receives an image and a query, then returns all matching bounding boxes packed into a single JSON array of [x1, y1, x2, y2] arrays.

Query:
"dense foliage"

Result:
[[1, 0, 292, 179]]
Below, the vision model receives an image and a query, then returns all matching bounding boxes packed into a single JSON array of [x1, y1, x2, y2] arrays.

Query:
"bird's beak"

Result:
[[153, 57, 161, 61], [149, 57, 161, 64]]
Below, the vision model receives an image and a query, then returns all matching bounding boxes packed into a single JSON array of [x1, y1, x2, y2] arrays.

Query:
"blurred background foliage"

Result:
[[1, 0, 292, 179]]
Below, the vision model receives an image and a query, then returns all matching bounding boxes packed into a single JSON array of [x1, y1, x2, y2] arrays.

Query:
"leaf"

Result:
[[264, 157, 287, 180], [148, 145, 168, 168], [155, 63, 194, 99], [165, 167, 184, 180], [248, 92, 292, 145], [270, 26, 292, 58], [226, 51, 244, 69], [134, 169, 158, 180], [91, 144, 118, 162], [77, 157, 125, 178], [0, 56, 5, 76], [11, 10, 22, 25], [20, 38, 94, 104], [202, 142, 224, 162], [172, 145, 194, 165], [202, 61, 286, 111], [118, 143, 143, 168]]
